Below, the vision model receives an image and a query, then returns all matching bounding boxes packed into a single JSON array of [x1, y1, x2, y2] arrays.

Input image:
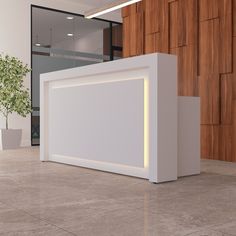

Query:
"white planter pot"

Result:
[[0, 129, 22, 150]]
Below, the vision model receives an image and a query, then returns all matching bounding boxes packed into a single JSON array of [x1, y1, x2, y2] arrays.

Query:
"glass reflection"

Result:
[[31, 7, 122, 145]]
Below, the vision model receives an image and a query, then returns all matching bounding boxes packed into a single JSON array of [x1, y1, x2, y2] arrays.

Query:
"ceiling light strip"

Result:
[[84, 0, 142, 19]]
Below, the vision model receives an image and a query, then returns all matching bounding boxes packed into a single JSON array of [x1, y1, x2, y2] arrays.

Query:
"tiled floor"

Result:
[[0, 148, 236, 235]]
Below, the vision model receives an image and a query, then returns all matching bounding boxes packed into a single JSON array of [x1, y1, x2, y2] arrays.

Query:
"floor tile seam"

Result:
[[147, 211, 236, 235], [183, 221, 236, 236], [0, 227, 72, 236], [183, 228, 209, 236], [183, 228, 219, 236], [216, 228, 236, 236], [143, 190, 220, 215], [0, 200, 78, 236], [149, 185, 236, 204], [201, 171, 236, 178], [0, 200, 10, 209], [19, 210, 79, 236]]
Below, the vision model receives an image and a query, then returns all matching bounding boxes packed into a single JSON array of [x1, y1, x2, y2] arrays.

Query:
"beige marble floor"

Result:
[[0, 148, 236, 235]]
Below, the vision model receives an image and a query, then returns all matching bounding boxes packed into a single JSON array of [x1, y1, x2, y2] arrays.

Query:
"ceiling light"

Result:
[[67, 33, 74, 37], [35, 35, 41, 47], [84, 0, 142, 19], [66, 16, 74, 20]]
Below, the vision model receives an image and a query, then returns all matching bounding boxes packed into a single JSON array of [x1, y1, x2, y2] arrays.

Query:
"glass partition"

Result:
[[31, 6, 122, 145]]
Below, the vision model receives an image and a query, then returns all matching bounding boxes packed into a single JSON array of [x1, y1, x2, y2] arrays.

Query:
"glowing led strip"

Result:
[[84, 0, 142, 19], [144, 79, 149, 168], [51, 77, 144, 89]]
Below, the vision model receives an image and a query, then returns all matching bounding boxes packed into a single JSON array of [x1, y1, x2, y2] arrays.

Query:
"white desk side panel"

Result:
[[154, 54, 178, 183], [178, 97, 200, 177]]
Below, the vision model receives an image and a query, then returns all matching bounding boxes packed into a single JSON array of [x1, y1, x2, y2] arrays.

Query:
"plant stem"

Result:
[[6, 113, 8, 130]]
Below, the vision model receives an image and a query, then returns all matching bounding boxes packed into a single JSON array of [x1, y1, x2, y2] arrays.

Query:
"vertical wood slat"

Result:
[[199, 0, 231, 21], [145, 32, 169, 54], [169, 0, 178, 49], [145, 0, 169, 49], [121, 4, 137, 17], [201, 125, 213, 159], [177, 0, 186, 46], [145, 33, 159, 54], [221, 74, 233, 124], [121, 7, 129, 18], [130, 12, 144, 56], [199, 19, 220, 75], [130, 4, 138, 15], [199, 74, 220, 124], [123, 11, 144, 58], [123, 16, 130, 57], [212, 126, 220, 160], [199, 0, 219, 21], [219, 13, 233, 73], [220, 125, 233, 161], [219, 0, 232, 16], [136, 1, 143, 13], [145, 33, 156, 54], [201, 125, 219, 159], [144, 0, 169, 54], [168, 0, 198, 48], [171, 45, 198, 96], [130, 13, 137, 56], [160, 0, 169, 53], [144, 0, 160, 34], [234, 0, 236, 36], [233, 37, 236, 99], [178, 0, 198, 47]]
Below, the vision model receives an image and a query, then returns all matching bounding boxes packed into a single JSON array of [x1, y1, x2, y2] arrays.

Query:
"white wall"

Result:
[[0, 0, 121, 146]]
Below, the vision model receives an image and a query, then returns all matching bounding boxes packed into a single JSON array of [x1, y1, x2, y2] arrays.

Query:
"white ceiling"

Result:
[[66, 0, 119, 7], [61, 0, 122, 22]]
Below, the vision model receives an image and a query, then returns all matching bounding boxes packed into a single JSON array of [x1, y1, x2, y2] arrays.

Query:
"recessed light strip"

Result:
[[84, 0, 142, 19], [66, 16, 74, 20]]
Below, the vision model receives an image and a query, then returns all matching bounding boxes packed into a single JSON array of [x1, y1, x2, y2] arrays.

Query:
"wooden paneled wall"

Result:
[[122, 0, 236, 162]]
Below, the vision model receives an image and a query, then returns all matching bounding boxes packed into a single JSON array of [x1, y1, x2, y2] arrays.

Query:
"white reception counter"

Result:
[[40, 53, 200, 183]]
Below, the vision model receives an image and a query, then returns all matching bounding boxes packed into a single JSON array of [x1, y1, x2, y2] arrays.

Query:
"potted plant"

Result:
[[0, 54, 32, 150]]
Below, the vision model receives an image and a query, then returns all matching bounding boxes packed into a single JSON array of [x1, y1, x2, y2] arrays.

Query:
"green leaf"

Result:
[[0, 54, 32, 129]]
